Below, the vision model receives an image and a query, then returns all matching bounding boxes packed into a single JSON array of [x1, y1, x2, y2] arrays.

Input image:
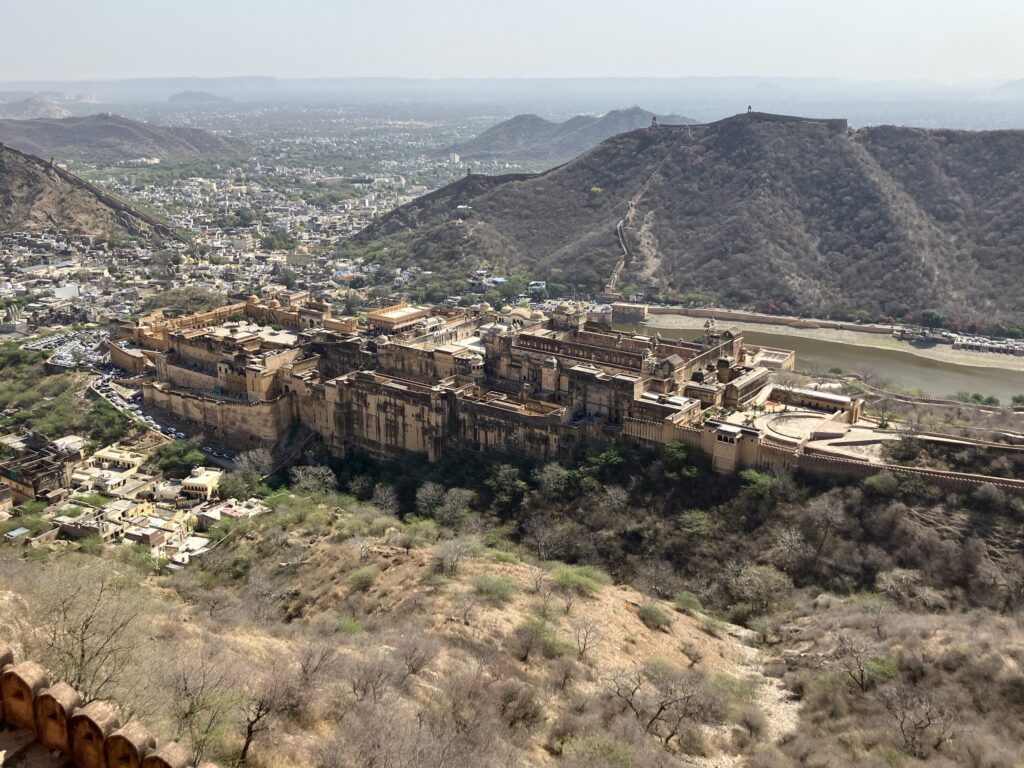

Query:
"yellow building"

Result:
[[181, 467, 223, 500]]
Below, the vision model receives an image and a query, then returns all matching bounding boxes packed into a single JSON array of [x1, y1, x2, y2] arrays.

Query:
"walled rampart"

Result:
[[0, 643, 215, 767], [143, 383, 296, 444], [795, 449, 1024, 495]]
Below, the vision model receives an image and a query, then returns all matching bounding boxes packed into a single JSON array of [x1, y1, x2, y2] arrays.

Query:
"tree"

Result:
[[169, 646, 239, 765], [920, 309, 946, 330], [11, 559, 155, 715], [218, 468, 261, 501], [570, 616, 601, 661], [606, 661, 718, 747], [150, 440, 206, 477], [236, 448, 274, 476], [348, 474, 374, 500], [731, 564, 792, 616], [879, 682, 960, 758], [371, 484, 399, 515], [438, 488, 476, 527], [432, 536, 476, 576], [486, 464, 526, 515], [533, 462, 572, 501], [290, 465, 337, 495], [415, 481, 445, 516], [662, 441, 697, 482], [84, 399, 134, 444], [510, 618, 548, 662]]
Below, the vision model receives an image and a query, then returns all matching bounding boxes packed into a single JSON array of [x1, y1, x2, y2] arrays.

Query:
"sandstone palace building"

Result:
[[111, 293, 871, 474]]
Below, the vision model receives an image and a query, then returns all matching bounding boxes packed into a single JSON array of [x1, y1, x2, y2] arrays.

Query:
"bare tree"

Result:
[[371, 484, 399, 516], [570, 616, 601, 661], [242, 567, 282, 624], [606, 662, 717, 747], [237, 447, 274, 476], [393, 635, 440, 681], [450, 591, 478, 625], [12, 559, 155, 715], [879, 682, 960, 758], [169, 647, 239, 765], [351, 534, 370, 563], [432, 536, 476, 576], [833, 633, 873, 692], [346, 650, 397, 704], [999, 554, 1024, 615], [290, 464, 337, 495], [510, 619, 547, 663]]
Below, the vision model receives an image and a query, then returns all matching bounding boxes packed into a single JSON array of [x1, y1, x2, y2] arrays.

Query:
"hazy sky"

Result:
[[4, 0, 1022, 82]]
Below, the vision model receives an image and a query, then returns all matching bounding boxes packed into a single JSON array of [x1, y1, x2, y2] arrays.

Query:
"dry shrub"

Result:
[[736, 703, 768, 740], [496, 680, 543, 730]]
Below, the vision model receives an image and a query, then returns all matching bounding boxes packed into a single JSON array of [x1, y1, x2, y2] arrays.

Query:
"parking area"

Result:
[[26, 329, 108, 368]]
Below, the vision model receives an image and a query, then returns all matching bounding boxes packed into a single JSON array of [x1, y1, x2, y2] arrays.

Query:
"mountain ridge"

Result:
[[448, 106, 696, 165], [354, 112, 1024, 329], [0, 113, 242, 164]]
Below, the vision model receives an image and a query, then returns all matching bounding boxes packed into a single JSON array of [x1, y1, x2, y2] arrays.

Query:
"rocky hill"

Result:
[[357, 112, 1024, 328], [0, 113, 242, 164], [449, 106, 696, 165], [0, 94, 70, 119], [0, 144, 178, 238]]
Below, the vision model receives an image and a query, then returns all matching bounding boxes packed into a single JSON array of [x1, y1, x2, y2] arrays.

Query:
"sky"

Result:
[[3, 0, 1023, 83]]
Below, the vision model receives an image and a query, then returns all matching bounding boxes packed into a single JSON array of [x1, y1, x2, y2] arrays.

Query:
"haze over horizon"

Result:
[[3, 0, 1023, 83]]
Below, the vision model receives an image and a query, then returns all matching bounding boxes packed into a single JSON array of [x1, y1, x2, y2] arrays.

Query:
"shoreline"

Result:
[[636, 314, 1024, 373]]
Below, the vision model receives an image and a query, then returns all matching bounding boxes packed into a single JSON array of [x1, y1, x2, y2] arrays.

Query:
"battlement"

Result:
[[0, 643, 216, 767]]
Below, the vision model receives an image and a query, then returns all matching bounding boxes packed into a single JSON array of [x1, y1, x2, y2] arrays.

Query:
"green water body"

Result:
[[613, 323, 1024, 402]]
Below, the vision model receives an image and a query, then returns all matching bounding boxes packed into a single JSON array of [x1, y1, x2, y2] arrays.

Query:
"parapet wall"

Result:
[[0, 643, 214, 767]]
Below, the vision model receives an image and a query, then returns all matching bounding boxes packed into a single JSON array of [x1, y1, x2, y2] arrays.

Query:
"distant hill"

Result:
[[0, 144, 180, 239], [168, 90, 232, 104], [0, 95, 70, 120], [448, 106, 696, 165], [353, 112, 1024, 328], [0, 113, 242, 164]]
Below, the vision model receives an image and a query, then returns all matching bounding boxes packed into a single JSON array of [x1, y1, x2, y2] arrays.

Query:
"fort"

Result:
[[0, 644, 215, 767], [113, 294, 1024, 494]]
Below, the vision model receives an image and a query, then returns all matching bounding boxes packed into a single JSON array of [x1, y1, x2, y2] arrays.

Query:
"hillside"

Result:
[[0, 113, 242, 164], [449, 106, 696, 165], [4, 432, 1024, 767], [356, 112, 1024, 328], [0, 94, 70, 119], [0, 144, 177, 238]]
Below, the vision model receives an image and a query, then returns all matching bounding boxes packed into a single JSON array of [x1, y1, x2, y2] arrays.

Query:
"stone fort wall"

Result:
[[143, 383, 296, 446]]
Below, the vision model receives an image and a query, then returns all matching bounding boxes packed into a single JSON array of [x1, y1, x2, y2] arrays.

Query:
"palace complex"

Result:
[[107, 292, 883, 475]]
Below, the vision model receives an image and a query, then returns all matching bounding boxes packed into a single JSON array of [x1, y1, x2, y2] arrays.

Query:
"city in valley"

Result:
[[2, 4, 1024, 768]]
